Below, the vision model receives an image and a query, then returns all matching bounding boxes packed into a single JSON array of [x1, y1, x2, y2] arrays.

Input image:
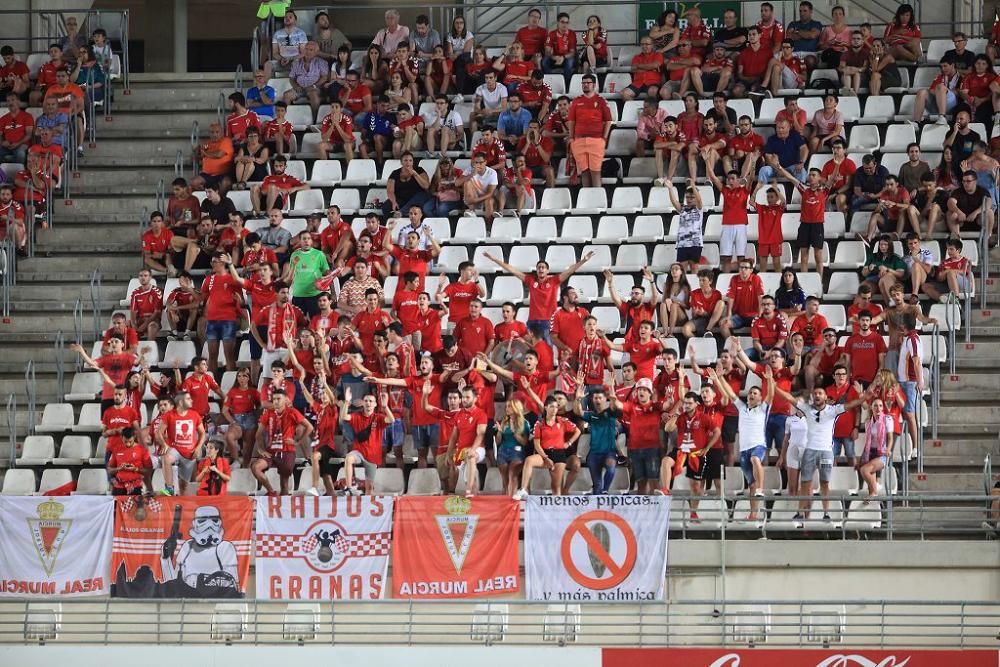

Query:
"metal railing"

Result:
[[5, 393, 15, 468], [189, 121, 201, 176], [216, 91, 226, 129], [23, 360, 36, 433], [88, 270, 102, 341], [0, 598, 998, 648], [984, 452, 993, 497], [174, 149, 186, 178], [233, 64, 244, 94], [930, 323, 941, 441], [980, 196, 992, 312], [72, 297, 84, 372], [0, 239, 14, 320], [53, 330, 66, 402]]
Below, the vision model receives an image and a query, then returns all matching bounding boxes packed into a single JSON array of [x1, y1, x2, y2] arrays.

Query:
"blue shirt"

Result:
[[499, 421, 532, 453], [497, 107, 533, 138], [246, 85, 276, 118], [581, 409, 621, 456], [764, 131, 806, 168], [362, 112, 396, 137], [35, 112, 69, 146], [787, 20, 823, 51], [854, 164, 890, 196]]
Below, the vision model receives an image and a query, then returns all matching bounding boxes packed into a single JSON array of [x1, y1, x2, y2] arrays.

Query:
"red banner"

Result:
[[603, 648, 998, 667], [111, 496, 253, 598], [392, 496, 520, 599]]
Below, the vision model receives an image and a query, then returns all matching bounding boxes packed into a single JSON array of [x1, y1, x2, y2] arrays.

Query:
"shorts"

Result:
[[730, 313, 754, 330], [739, 445, 767, 483], [720, 225, 748, 257], [701, 72, 722, 91], [785, 441, 806, 470], [497, 445, 526, 465], [832, 436, 856, 460], [688, 316, 710, 335], [758, 242, 782, 258], [624, 83, 653, 98], [199, 172, 226, 189], [112, 486, 143, 496], [345, 449, 378, 481], [205, 319, 238, 341], [684, 449, 709, 481], [249, 325, 267, 358], [260, 450, 296, 477], [928, 90, 958, 115], [900, 380, 918, 414], [765, 413, 788, 453], [571, 136, 606, 172], [500, 185, 536, 209], [544, 448, 573, 465], [799, 448, 833, 483], [233, 412, 258, 433], [721, 415, 739, 444], [382, 418, 405, 449], [156, 447, 198, 482], [411, 423, 439, 452], [701, 447, 724, 482], [676, 245, 702, 264], [629, 447, 660, 481], [314, 446, 339, 477], [780, 65, 802, 89], [797, 222, 824, 250], [929, 275, 970, 294]]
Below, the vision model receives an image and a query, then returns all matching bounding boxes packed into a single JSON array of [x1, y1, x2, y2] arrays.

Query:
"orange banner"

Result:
[[111, 496, 253, 598], [392, 496, 521, 599]]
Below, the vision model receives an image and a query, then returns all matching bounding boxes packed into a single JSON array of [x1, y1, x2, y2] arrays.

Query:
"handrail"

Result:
[[85, 66, 97, 147], [190, 121, 200, 175], [944, 301, 957, 376], [139, 206, 149, 235], [216, 91, 226, 129], [980, 196, 991, 311], [930, 323, 941, 441], [174, 149, 185, 177], [5, 393, 15, 468], [23, 360, 36, 433], [984, 452, 993, 497], [234, 64, 244, 93], [0, 239, 15, 320], [89, 269, 102, 341], [251, 26, 261, 74], [72, 297, 84, 372], [54, 330, 66, 402], [156, 178, 165, 213]]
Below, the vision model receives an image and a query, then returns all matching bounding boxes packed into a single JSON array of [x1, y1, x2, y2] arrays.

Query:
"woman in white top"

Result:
[[659, 262, 690, 334], [778, 407, 809, 496], [448, 15, 475, 92]]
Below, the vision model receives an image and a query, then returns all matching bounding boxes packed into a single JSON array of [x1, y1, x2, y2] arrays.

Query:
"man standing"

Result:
[[550, 287, 590, 360], [282, 230, 329, 317], [254, 390, 313, 495], [129, 269, 163, 343], [567, 74, 612, 187], [252, 280, 308, 378], [156, 391, 206, 497]]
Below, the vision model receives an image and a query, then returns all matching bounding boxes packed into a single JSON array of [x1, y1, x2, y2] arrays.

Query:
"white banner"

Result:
[[524, 495, 670, 602], [254, 495, 393, 600], [0, 496, 114, 597]]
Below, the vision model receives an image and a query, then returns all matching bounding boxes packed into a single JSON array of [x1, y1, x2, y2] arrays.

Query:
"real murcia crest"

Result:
[[435, 496, 478, 573], [26, 499, 71, 575]]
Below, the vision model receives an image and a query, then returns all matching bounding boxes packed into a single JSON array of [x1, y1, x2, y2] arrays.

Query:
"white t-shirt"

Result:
[[273, 28, 308, 59], [446, 32, 474, 55], [422, 108, 464, 132], [475, 83, 508, 110], [735, 399, 770, 452], [784, 413, 808, 449], [796, 400, 845, 452], [472, 167, 499, 188]]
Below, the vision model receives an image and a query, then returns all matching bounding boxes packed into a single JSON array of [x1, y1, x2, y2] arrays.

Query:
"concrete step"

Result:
[[935, 405, 1000, 428], [939, 371, 1000, 392], [82, 136, 193, 158], [55, 195, 159, 216], [908, 472, 986, 493], [48, 211, 149, 223], [96, 111, 217, 133], [113, 87, 234, 107], [69, 168, 176, 188], [74, 156, 179, 168], [0, 311, 109, 333], [0, 376, 59, 396], [32, 241, 141, 255], [923, 437, 998, 458], [952, 340, 1000, 367], [17, 254, 142, 274], [36, 225, 146, 245]]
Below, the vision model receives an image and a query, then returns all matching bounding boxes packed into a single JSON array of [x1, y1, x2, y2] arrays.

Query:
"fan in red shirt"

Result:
[[128, 269, 163, 341], [338, 388, 391, 495], [472, 129, 507, 170], [680, 9, 713, 58], [606, 321, 663, 380], [0, 96, 34, 161], [71, 340, 138, 409], [225, 91, 261, 144], [663, 391, 719, 500], [789, 297, 829, 349], [546, 17, 577, 57], [516, 10, 549, 59], [194, 441, 232, 496], [567, 77, 612, 184], [389, 227, 439, 290], [453, 299, 496, 358], [102, 385, 142, 457], [0, 186, 26, 249], [340, 77, 373, 117], [156, 392, 207, 495], [33, 46, 69, 95], [511, 397, 580, 498], [494, 303, 528, 342], [683, 270, 727, 338], [101, 314, 140, 354], [609, 378, 666, 494], [483, 249, 593, 330], [608, 269, 658, 342], [300, 379, 340, 496], [750, 296, 789, 358], [142, 213, 175, 275], [517, 74, 553, 119], [251, 155, 308, 214], [392, 272, 422, 335], [709, 170, 751, 272], [737, 29, 772, 87], [222, 368, 261, 466], [439, 262, 484, 322], [179, 357, 224, 417], [843, 313, 887, 385], [806, 328, 846, 390], [550, 288, 590, 359], [722, 263, 764, 337], [318, 100, 355, 160], [756, 5, 785, 52], [108, 427, 153, 495], [414, 293, 444, 353], [443, 386, 490, 496], [253, 390, 312, 495], [320, 206, 354, 262], [351, 289, 393, 354]]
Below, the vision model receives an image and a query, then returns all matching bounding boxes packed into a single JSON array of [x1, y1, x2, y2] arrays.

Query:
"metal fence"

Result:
[[2, 598, 998, 648]]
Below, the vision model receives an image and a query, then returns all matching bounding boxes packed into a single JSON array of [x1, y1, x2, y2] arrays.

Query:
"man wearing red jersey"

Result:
[[108, 428, 153, 496], [622, 37, 664, 101], [748, 181, 786, 272], [263, 101, 294, 155], [484, 251, 594, 344], [692, 350, 745, 465], [517, 72, 553, 120], [806, 328, 846, 390], [320, 205, 354, 264], [70, 339, 139, 414], [843, 310, 887, 386], [607, 378, 665, 494], [445, 386, 489, 496], [736, 27, 772, 93], [254, 390, 312, 495], [0, 184, 26, 253], [568, 74, 612, 187], [682, 269, 727, 338], [225, 91, 261, 147], [542, 12, 577, 84], [371, 355, 440, 469], [318, 99, 355, 162], [437, 261, 485, 323], [778, 163, 835, 277], [708, 168, 751, 272], [790, 296, 829, 350], [413, 291, 445, 353], [821, 139, 857, 216], [756, 2, 785, 53], [128, 269, 163, 342], [165, 271, 200, 341], [0, 93, 34, 166], [250, 154, 310, 216], [142, 212, 176, 276], [514, 9, 549, 62], [688, 44, 734, 98], [680, 6, 713, 58], [606, 268, 660, 342], [250, 279, 307, 378], [922, 238, 973, 301], [750, 295, 789, 361], [725, 116, 765, 180], [721, 261, 765, 338], [420, 383, 462, 490], [576, 315, 614, 390], [201, 253, 244, 373], [453, 299, 496, 358], [550, 287, 590, 359], [386, 224, 440, 291], [662, 42, 702, 101], [604, 320, 667, 381], [664, 391, 721, 510], [391, 271, 421, 335], [29, 44, 67, 106], [156, 391, 206, 496], [178, 356, 225, 419], [101, 313, 139, 355], [349, 288, 392, 355], [102, 385, 143, 459], [494, 302, 528, 343], [765, 40, 805, 95]]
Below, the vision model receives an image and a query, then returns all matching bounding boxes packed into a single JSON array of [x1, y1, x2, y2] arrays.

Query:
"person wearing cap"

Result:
[[609, 377, 670, 495]]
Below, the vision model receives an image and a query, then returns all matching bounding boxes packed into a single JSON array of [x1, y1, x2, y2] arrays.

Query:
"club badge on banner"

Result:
[[0, 496, 114, 597], [255, 495, 392, 600], [602, 648, 1000, 667], [111, 496, 253, 598], [393, 496, 520, 599], [524, 496, 669, 602]]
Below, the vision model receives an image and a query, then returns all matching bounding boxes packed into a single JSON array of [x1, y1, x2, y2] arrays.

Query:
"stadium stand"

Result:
[[0, 3, 997, 546]]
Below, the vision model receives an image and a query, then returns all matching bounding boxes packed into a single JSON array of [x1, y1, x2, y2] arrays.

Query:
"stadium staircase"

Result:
[[1, 68, 998, 514]]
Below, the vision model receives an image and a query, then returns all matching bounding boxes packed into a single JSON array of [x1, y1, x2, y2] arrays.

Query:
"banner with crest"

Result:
[[392, 496, 520, 599], [0, 496, 114, 597], [255, 495, 393, 600], [111, 496, 253, 598]]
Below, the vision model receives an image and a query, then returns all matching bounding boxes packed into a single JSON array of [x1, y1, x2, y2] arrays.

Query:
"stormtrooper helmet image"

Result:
[[190, 506, 224, 546]]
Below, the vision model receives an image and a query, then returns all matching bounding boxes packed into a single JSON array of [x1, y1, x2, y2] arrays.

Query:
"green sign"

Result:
[[638, 2, 728, 35]]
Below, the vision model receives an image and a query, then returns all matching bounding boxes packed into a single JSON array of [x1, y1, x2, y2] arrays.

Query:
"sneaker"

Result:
[[347, 487, 362, 496], [935, 115, 948, 125], [703, 331, 714, 338], [167, 332, 177, 342], [306, 487, 320, 497], [654, 177, 666, 187], [792, 512, 804, 520], [182, 331, 192, 341], [463, 210, 477, 218], [653, 488, 670, 496], [689, 511, 700, 521], [823, 513, 832, 521], [452, 94, 464, 105], [158, 487, 175, 497], [512, 488, 528, 501]]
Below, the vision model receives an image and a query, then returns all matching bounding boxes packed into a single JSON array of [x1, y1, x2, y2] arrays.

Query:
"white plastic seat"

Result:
[[591, 306, 622, 333], [376, 160, 402, 187], [435, 246, 470, 272], [341, 159, 377, 186], [568, 275, 599, 303], [882, 124, 917, 152], [35, 403, 75, 433], [624, 157, 657, 184], [488, 217, 521, 243], [644, 186, 676, 214], [561, 216, 594, 243], [521, 216, 558, 243], [592, 216, 630, 243], [615, 245, 648, 272], [288, 189, 326, 215], [508, 245, 541, 271], [829, 467, 859, 493], [374, 468, 405, 495], [284, 104, 314, 130], [860, 95, 895, 124], [886, 69, 911, 95], [818, 305, 847, 330], [488, 276, 525, 305], [72, 404, 103, 433], [228, 190, 253, 212], [605, 128, 635, 156], [284, 160, 308, 182], [542, 74, 566, 95], [911, 66, 938, 92], [537, 188, 572, 215], [2, 469, 37, 495], [844, 499, 882, 530], [65, 372, 104, 401], [451, 217, 488, 243], [38, 468, 73, 495], [618, 100, 644, 127], [227, 469, 257, 495], [631, 215, 665, 242], [929, 303, 962, 331], [328, 188, 361, 214], [567, 74, 585, 97], [308, 159, 343, 186], [685, 337, 718, 365], [919, 123, 951, 152], [471, 245, 504, 274], [19, 436, 55, 466], [924, 39, 952, 64], [544, 246, 578, 272], [162, 340, 197, 368], [74, 469, 109, 495], [650, 244, 676, 271], [574, 187, 608, 215], [847, 125, 880, 152], [580, 244, 613, 270], [603, 72, 631, 96], [53, 436, 92, 465], [282, 603, 320, 642], [607, 187, 643, 214], [831, 241, 867, 269], [406, 468, 442, 495]]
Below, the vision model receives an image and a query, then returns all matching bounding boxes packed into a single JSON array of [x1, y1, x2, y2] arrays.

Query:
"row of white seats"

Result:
[[667, 497, 885, 531]]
